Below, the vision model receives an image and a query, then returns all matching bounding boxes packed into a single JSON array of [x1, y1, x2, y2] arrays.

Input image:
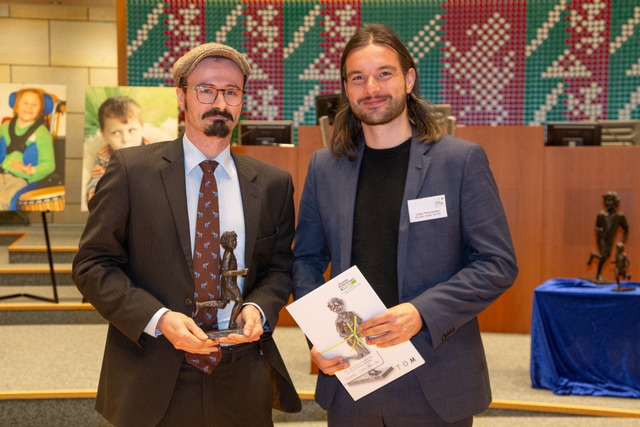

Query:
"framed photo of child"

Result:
[[82, 86, 178, 211], [0, 83, 67, 212]]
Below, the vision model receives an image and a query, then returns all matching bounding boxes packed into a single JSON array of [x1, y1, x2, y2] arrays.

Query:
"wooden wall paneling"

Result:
[[456, 126, 545, 333], [541, 147, 639, 284], [230, 145, 298, 171]]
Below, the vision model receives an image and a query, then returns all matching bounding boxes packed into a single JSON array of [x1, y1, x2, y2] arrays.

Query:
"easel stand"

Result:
[[0, 211, 59, 303]]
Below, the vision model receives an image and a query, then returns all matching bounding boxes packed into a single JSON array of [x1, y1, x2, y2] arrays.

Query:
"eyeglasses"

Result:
[[183, 85, 245, 106]]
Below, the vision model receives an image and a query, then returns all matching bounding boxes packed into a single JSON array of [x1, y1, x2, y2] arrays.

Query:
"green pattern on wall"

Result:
[[126, 0, 640, 128]]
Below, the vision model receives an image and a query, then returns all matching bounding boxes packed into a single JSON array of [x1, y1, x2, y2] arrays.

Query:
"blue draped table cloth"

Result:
[[530, 278, 640, 398]]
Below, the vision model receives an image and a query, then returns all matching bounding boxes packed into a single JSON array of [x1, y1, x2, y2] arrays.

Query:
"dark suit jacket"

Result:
[[73, 138, 301, 427], [292, 133, 518, 423]]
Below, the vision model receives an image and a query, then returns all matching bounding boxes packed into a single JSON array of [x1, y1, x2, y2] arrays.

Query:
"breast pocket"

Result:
[[252, 230, 278, 266]]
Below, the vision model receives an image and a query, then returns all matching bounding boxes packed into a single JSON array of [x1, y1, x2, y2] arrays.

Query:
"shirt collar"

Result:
[[182, 134, 234, 176]]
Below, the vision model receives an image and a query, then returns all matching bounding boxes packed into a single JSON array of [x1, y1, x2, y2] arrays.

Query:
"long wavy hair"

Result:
[[331, 24, 447, 160]]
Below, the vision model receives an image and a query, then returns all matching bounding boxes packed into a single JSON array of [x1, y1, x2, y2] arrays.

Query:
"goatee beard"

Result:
[[204, 120, 230, 138]]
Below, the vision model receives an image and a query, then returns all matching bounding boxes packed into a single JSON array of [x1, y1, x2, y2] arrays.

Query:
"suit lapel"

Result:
[[337, 145, 364, 273], [397, 137, 433, 295], [232, 151, 260, 291], [159, 139, 194, 278], [404, 139, 433, 200]]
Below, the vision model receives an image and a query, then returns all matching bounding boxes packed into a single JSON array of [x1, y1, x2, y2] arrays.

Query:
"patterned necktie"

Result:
[[186, 160, 222, 373]]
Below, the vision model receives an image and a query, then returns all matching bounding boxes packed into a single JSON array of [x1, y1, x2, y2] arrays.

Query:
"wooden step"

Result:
[[8, 246, 77, 264], [0, 266, 73, 287], [0, 226, 82, 265], [0, 231, 23, 246]]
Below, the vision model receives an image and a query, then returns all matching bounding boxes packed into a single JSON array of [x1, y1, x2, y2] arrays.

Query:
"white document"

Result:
[[287, 265, 425, 401]]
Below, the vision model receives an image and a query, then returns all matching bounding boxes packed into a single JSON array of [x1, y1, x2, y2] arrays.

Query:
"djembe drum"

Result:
[[18, 185, 65, 211]]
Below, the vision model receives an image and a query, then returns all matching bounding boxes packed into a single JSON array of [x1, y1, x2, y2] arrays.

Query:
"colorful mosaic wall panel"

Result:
[[126, 0, 640, 128], [525, 0, 611, 124], [442, 0, 527, 125]]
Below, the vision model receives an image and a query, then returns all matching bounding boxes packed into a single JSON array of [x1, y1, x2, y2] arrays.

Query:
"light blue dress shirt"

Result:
[[144, 136, 264, 336], [183, 136, 246, 330]]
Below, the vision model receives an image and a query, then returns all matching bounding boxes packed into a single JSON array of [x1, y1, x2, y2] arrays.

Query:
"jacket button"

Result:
[[185, 298, 193, 306], [442, 328, 456, 341]]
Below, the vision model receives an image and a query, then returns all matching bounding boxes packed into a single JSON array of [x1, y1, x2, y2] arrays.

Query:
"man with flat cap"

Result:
[[73, 42, 301, 427]]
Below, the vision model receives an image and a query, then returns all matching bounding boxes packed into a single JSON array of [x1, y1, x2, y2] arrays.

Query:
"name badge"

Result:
[[408, 195, 447, 223]]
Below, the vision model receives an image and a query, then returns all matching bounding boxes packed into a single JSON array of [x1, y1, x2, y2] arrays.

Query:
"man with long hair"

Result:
[[293, 24, 518, 426]]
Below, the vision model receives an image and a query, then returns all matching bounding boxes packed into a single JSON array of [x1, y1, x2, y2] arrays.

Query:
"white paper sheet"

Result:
[[287, 265, 425, 401]]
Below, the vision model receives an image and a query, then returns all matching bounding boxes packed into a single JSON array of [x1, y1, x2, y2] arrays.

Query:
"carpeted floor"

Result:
[[2, 324, 639, 409], [2, 324, 640, 426], [1, 224, 640, 426]]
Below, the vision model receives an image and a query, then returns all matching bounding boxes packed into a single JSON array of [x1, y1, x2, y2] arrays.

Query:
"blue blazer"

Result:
[[292, 133, 518, 423]]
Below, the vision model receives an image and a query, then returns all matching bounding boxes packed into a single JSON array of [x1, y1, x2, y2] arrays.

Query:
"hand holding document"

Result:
[[287, 266, 425, 401]]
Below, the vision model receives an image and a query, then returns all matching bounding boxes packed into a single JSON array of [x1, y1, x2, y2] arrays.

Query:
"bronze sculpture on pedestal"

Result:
[[587, 191, 629, 283]]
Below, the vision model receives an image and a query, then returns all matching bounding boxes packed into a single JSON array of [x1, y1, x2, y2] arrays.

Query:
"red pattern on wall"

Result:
[[243, 1, 285, 120], [562, 0, 610, 120], [441, 1, 527, 125]]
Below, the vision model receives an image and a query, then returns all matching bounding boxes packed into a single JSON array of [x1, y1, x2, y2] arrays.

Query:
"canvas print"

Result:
[[0, 83, 67, 212], [81, 86, 178, 210]]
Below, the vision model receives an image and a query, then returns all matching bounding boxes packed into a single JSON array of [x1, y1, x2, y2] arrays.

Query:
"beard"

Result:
[[201, 107, 234, 137], [204, 120, 230, 137], [184, 98, 234, 138], [350, 94, 407, 126]]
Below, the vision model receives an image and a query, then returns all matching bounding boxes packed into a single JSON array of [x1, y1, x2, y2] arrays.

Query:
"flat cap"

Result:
[[172, 42, 251, 86]]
